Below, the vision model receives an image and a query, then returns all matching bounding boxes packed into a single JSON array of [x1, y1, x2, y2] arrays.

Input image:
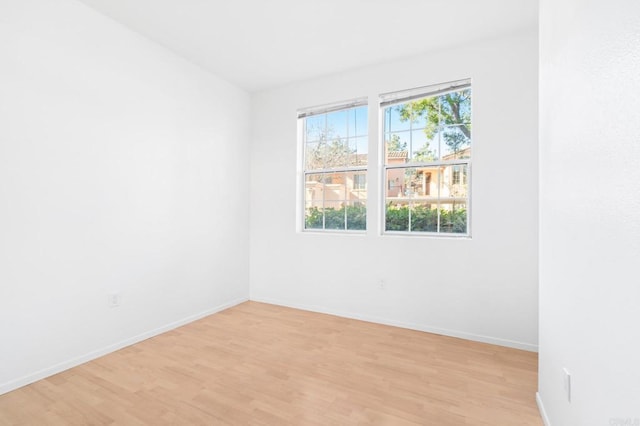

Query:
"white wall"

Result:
[[0, 0, 250, 394], [250, 32, 539, 351], [538, 1, 640, 425]]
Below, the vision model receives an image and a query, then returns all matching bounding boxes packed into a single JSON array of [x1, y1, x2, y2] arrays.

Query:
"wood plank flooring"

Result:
[[0, 301, 541, 425]]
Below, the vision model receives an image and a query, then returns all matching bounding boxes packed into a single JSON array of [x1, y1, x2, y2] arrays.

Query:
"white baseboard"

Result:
[[250, 297, 538, 352], [0, 297, 248, 396], [536, 392, 551, 426]]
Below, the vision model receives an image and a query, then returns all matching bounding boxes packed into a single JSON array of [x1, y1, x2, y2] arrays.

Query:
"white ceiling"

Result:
[[77, 0, 538, 92]]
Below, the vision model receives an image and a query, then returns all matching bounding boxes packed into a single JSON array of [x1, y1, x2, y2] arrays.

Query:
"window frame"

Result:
[[298, 98, 369, 233], [379, 79, 472, 237]]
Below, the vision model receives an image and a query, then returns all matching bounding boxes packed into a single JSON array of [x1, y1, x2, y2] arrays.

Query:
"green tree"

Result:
[[397, 89, 471, 157], [413, 143, 437, 162], [305, 205, 366, 231], [385, 133, 436, 162], [386, 134, 406, 152], [385, 204, 466, 234]]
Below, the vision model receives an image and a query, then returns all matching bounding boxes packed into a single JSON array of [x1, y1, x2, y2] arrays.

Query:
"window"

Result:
[[299, 99, 368, 231], [452, 165, 467, 185], [353, 174, 366, 190], [381, 79, 471, 235]]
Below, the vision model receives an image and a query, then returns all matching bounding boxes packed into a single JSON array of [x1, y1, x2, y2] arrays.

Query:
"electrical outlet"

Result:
[[108, 292, 121, 308], [378, 279, 385, 289], [562, 368, 571, 402]]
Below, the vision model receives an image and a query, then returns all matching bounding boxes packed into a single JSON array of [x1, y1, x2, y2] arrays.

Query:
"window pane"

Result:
[[385, 165, 468, 234], [323, 173, 346, 201], [385, 106, 411, 132], [349, 171, 367, 195], [303, 106, 369, 171], [410, 203, 439, 232], [327, 110, 348, 139], [353, 106, 368, 137], [441, 164, 469, 198], [439, 202, 467, 234], [439, 164, 468, 233], [304, 173, 324, 206], [354, 136, 368, 157], [385, 132, 409, 164], [440, 125, 471, 160], [305, 142, 320, 170], [346, 202, 366, 231], [410, 129, 438, 162], [306, 141, 353, 170], [411, 166, 439, 197], [305, 114, 325, 143], [304, 173, 348, 230], [384, 104, 431, 133], [392, 98, 439, 135], [386, 168, 410, 200], [324, 200, 345, 230], [304, 173, 324, 229], [385, 203, 409, 232], [439, 90, 471, 126], [347, 136, 368, 167], [400, 167, 425, 198], [399, 103, 429, 132], [305, 207, 324, 229]]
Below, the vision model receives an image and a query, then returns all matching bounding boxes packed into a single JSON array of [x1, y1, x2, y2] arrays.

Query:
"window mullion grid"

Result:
[[305, 163, 367, 173], [344, 180, 348, 231], [305, 167, 368, 231], [300, 102, 369, 233], [408, 114, 414, 232], [382, 159, 469, 234], [386, 159, 465, 170], [341, 172, 347, 231], [408, 179, 413, 232], [382, 165, 387, 233], [437, 100, 443, 233], [436, 167, 442, 233], [409, 112, 413, 163], [321, 173, 326, 230], [322, 113, 328, 230], [345, 111, 350, 231], [379, 84, 470, 236]]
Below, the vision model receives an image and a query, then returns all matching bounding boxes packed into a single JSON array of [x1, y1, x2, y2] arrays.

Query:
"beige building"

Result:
[[305, 171, 366, 211], [386, 147, 470, 210], [305, 147, 470, 211]]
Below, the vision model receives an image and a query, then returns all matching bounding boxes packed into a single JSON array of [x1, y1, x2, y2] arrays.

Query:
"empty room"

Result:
[[1, 0, 638, 425]]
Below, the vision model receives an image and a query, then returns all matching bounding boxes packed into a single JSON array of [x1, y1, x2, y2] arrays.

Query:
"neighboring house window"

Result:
[[380, 79, 471, 235], [452, 166, 466, 185], [353, 174, 366, 190], [299, 99, 368, 231]]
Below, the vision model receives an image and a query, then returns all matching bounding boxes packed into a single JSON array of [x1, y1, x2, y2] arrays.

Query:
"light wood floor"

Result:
[[0, 301, 541, 425]]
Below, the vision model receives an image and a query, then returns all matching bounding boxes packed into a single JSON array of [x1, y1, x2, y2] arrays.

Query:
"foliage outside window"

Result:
[[299, 100, 368, 231], [381, 80, 471, 235]]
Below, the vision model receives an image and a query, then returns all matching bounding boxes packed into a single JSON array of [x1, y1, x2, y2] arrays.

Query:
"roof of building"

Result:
[[387, 151, 408, 159]]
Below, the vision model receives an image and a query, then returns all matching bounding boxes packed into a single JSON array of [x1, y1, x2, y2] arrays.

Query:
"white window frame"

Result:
[[379, 79, 472, 237], [297, 98, 368, 233]]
